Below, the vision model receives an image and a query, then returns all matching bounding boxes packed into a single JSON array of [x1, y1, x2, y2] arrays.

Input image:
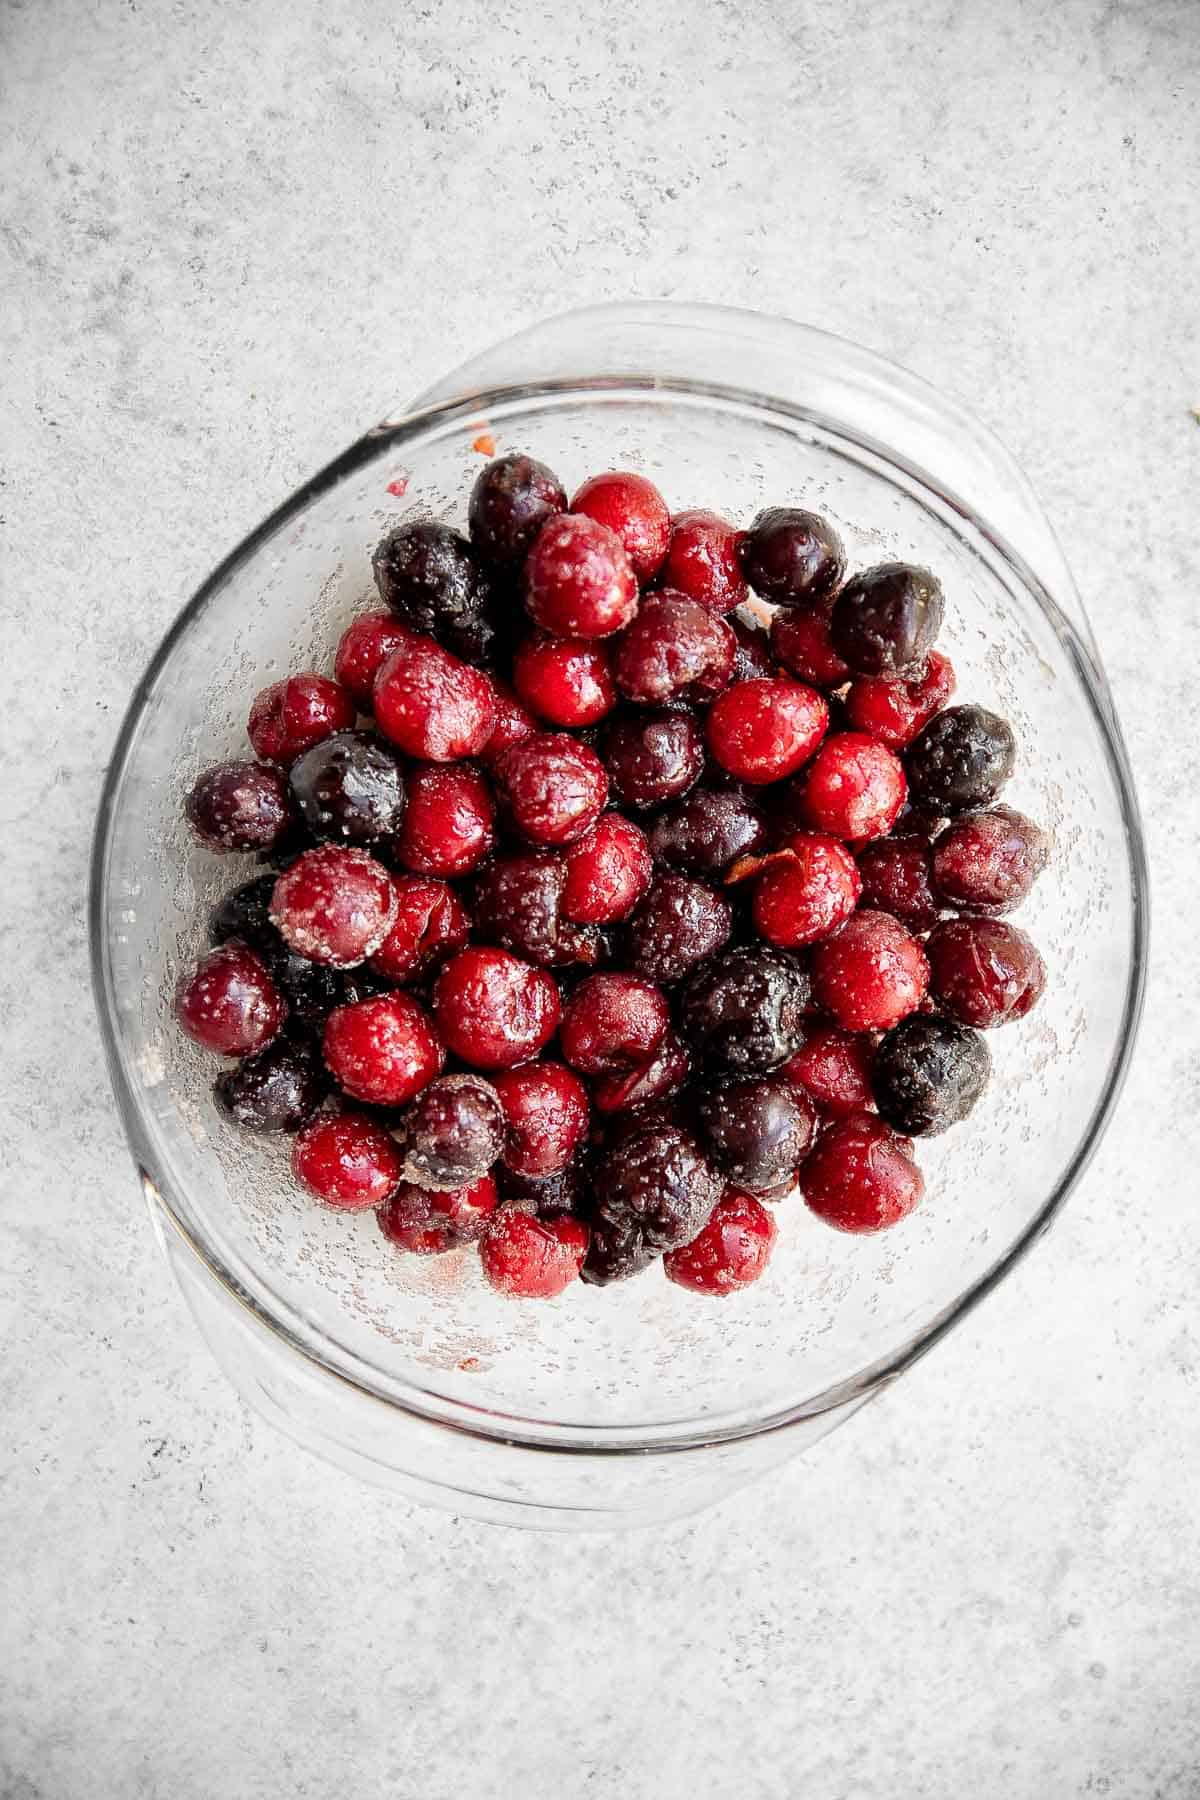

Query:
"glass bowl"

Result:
[[91, 303, 1148, 1530]]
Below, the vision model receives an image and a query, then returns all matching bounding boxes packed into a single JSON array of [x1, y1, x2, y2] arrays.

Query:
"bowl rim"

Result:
[[90, 304, 1150, 1457]]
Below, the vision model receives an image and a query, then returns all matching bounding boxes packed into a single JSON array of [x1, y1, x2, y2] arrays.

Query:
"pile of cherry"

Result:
[[175, 454, 1049, 1300]]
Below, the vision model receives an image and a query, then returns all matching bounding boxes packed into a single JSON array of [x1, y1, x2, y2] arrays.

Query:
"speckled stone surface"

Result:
[[3, 0, 1198, 1793]]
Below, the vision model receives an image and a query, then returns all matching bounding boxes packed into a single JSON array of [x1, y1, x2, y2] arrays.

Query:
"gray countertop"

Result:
[[3, 1, 1198, 1794]]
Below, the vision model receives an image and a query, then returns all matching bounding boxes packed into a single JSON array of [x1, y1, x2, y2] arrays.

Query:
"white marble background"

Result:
[[3, 0, 1198, 1794]]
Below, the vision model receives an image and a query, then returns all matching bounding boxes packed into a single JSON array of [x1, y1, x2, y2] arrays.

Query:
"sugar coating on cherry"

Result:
[[270, 845, 398, 968]]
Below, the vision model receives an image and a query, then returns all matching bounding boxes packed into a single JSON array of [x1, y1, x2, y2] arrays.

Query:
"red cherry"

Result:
[[334, 610, 420, 710], [659, 508, 748, 614], [926, 916, 1046, 1028], [480, 678, 539, 766], [493, 1062, 590, 1177], [560, 814, 653, 924], [524, 513, 638, 639], [368, 877, 470, 981], [810, 910, 929, 1032], [433, 947, 561, 1070], [247, 672, 357, 766], [784, 1026, 876, 1118], [796, 731, 907, 841], [322, 991, 444, 1106], [391, 763, 495, 877], [844, 650, 956, 748], [270, 846, 397, 968], [706, 678, 828, 785], [377, 1174, 498, 1252], [749, 832, 862, 947], [614, 591, 736, 707], [800, 1112, 923, 1233], [590, 1030, 691, 1114], [292, 1112, 405, 1211], [373, 637, 496, 761], [664, 1189, 777, 1295], [559, 973, 670, 1076], [491, 732, 609, 847], [479, 1207, 590, 1298], [770, 608, 852, 690], [931, 806, 1049, 914], [571, 470, 670, 582], [511, 633, 617, 728], [175, 941, 285, 1056], [856, 835, 941, 931]]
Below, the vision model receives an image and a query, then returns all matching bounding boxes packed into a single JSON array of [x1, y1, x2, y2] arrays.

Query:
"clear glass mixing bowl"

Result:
[[90, 303, 1148, 1529]]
